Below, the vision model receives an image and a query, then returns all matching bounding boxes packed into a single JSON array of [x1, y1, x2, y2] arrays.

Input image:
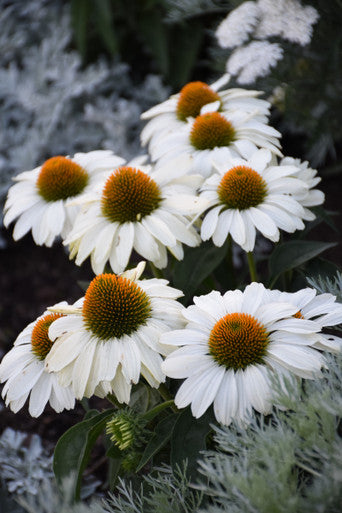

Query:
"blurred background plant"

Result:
[[0, 0, 168, 206]]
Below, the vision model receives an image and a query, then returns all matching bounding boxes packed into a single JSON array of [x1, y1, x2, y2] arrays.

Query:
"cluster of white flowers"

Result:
[[215, 0, 319, 84], [0, 74, 340, 427]]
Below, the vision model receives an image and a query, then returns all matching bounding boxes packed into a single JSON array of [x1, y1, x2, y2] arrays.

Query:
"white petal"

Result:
[[45, 331, 86, 372], [213, 369, 238, 426], [162, 348, 210, 378], [28, 372, 52, 417], [247, 207, 279, 239], [191, 363, 225, 417], [110, 369, 132, 404], [201, 205, 222, 241], [194, 290, 227, 320], [119, 337, 141, 384], [4, 360, 44, 401], [212, 209, 234, 246], [114, 222, 135, 271], [267, 344, 324, 377], [72, 339, 97, 398], [133, 222, 160, 261], [256, 302, 297, 326], [229, 210, 246, 246], [142, 215, 177, 247], [243, 365, 271, 413], [241, 282, 266, 315]]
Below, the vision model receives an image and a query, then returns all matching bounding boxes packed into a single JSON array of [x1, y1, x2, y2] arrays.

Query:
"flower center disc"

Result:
[[218, 165, 267, 210], [31, 313, 64, 360], [190, 112, 236, 150], [37, 156, 89, 202], [208, 312, 269, 370], [101, 167, 162, 224], [176, 81, 220, 121], [82, 273, 152, 340]]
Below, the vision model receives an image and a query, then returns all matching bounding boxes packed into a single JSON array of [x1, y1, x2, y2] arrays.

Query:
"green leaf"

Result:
[[94, 0, 118, 55], [269, 240, 337, 285], [172, 241, 228, 303], [129, 383, 150, 414], [139, 9, 169, 75], [83, 408, 100, 420], [137, 413, 178, 471], [168, 20, 204, 88], [53, 409, 115, 501], [70, 0, 91, 59], [171, 407, 214, 479]]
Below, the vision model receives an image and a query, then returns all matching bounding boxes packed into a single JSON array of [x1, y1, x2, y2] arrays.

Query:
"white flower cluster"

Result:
[[215, 0, 319, 84], [0, 74, 340, 428]]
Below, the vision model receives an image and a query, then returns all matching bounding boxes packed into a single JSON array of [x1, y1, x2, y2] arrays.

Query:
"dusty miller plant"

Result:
[[197, 351, 342, 513], [0, 0, 168, 203]]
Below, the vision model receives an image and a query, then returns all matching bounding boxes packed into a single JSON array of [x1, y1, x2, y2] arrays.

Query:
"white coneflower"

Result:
[[0, 303, 75, 417], [141, 75, 272, 154], [3, 150, 125, 246], [45, 263, 185, 403], [198, 148, 309, 251], [161, 282, 328, 426], [64, 160, 205, 274]]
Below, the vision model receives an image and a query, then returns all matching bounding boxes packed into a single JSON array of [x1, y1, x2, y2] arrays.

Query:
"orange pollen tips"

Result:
[[37, 156, 89, 202], [209, 312, 269, 370], [190, 112, 236, 151], [82, 273, 152, 340], [218, 165, 267, 210], [31, 313, 64, 360], [101, 167, 162, 224], [176, 81, 220, 121], [293, 311, 304, 319]]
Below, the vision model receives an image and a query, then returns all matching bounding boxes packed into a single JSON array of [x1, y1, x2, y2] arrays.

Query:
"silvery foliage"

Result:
[[104, 464, 202, 513], [0, 0, 168, 201], [17, 475, 105, 513], [15, 466, 201, 513], [215, 0, 319, 84], [197, 351, 342, 513], [0, 428, 53, 495], [307, 271, 342, 303]]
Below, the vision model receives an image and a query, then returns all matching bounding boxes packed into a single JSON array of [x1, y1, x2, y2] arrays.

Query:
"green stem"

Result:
[[247, 252, 258, 282], [226, 235, 236, 287], [157, 383, 177, 412], [81, 398, 90, 412], [149, 261, 164, 279], [143, 400, 175, 422]]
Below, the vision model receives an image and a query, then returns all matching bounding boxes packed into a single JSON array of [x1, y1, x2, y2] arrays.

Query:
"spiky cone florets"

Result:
[[106, 410, 148, 451]]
